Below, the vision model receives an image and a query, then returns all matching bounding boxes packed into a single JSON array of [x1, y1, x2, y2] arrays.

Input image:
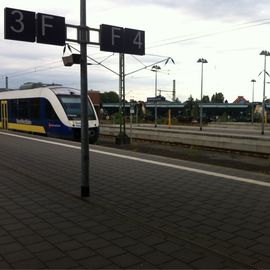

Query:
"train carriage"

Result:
[[0, 85, 99, 143]]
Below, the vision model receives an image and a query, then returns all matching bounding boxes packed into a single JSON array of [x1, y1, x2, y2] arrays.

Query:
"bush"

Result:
[[112, 112, 122, 124], [218, 112, 229, 122]]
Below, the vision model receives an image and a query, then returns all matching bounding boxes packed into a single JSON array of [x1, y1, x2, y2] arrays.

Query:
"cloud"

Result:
[[114, 0, 270, 21], [177, 0, 270, 20]]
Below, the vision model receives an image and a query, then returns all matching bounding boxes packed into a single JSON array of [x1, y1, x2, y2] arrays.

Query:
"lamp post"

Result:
[[267, 82, 270, 101], [251, 79, 256, 124], [197, 58, 208, 131], [259, 50, 270, 135], [151, 65, 161, 127]]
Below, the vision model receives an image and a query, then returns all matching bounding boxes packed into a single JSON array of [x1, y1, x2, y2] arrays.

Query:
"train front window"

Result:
[[58, 95, 96, 120]]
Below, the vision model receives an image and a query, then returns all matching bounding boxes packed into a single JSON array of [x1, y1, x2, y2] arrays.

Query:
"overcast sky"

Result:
[[1, 0, 270, 102]]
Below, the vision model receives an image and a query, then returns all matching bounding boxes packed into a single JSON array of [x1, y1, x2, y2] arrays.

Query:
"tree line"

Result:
[[100, 91, 227, 104]]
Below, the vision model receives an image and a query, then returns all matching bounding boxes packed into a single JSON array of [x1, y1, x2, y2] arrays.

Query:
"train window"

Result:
[[87, 101, 96, 120], [10, 99, 18, 118], [45, 100, 59, 121], [58, 95, 96, 120], [18, 99, 29, 119], [30, 98, 40, 120]]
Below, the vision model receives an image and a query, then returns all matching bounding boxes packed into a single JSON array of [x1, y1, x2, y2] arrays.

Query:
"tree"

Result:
[[211, 92, 224, 103], [202, 95, 210, 103], [191, 99, 200, 121], [184, 95, 194, 115], [181, 95, 199, 122], [101, 91, 119, 103]]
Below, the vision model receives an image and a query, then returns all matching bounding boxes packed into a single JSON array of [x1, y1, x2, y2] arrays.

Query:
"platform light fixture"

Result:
[[197, 58, 208, 131], [251, 79, 256, 124], [259, 50, 270, 135]]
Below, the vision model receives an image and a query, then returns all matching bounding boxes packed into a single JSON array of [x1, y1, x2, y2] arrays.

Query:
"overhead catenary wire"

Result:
[[149, 17, 270, 45], [0, 60, 63, 80], [147, 19, 270, 49]]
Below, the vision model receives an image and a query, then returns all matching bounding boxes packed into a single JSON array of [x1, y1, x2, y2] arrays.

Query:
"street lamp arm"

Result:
[[260, 50, 270, 56], [197, 58, 208, 64], [259, 49, 270, 135]]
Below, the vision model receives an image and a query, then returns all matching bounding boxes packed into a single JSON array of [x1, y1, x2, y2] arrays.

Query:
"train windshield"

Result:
[[57, 95, 96, 120]]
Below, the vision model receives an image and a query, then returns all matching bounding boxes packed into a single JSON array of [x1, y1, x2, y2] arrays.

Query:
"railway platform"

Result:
[[1, 131, 270, 269]]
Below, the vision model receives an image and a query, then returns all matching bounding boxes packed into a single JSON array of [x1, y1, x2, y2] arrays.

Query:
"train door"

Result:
[[1, 100, 8, 130]]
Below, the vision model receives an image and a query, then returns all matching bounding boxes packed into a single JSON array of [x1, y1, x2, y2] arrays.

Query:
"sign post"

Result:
[[116, 53, 130, 144], [79, 0, 89, 197]]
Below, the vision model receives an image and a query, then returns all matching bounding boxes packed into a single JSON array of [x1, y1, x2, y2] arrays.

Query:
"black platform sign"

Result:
[[4, 7, 66, 46], [4, 7, 36, 42], [100, 24, 124, 53], [36, 13, 66, 45], [100, 24, 145, 55], [124, 28, 145, 55]]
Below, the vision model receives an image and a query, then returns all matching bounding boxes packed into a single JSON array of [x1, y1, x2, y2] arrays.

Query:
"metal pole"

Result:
[[200, 62, 203, 131], [119, 53, 123, 135], [172, 80, 176, 102], [80, 0, 89, 197], [116, 53, 130, 144], [154, 71, 157, 128], [136, 104, 138, 124], [122, 54, 126, 135], [251, 80, 255, 125], [130, 106, 133, 144], [168, 109, 171, 128], [5, 76, 8, 89], [262, 55, 266, 135]]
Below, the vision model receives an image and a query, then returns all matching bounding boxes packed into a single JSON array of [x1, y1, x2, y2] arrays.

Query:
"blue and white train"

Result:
[[0, 85, 99, 143]]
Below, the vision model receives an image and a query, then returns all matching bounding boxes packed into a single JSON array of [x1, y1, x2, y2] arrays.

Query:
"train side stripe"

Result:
[[8, 123, 46, 134]]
